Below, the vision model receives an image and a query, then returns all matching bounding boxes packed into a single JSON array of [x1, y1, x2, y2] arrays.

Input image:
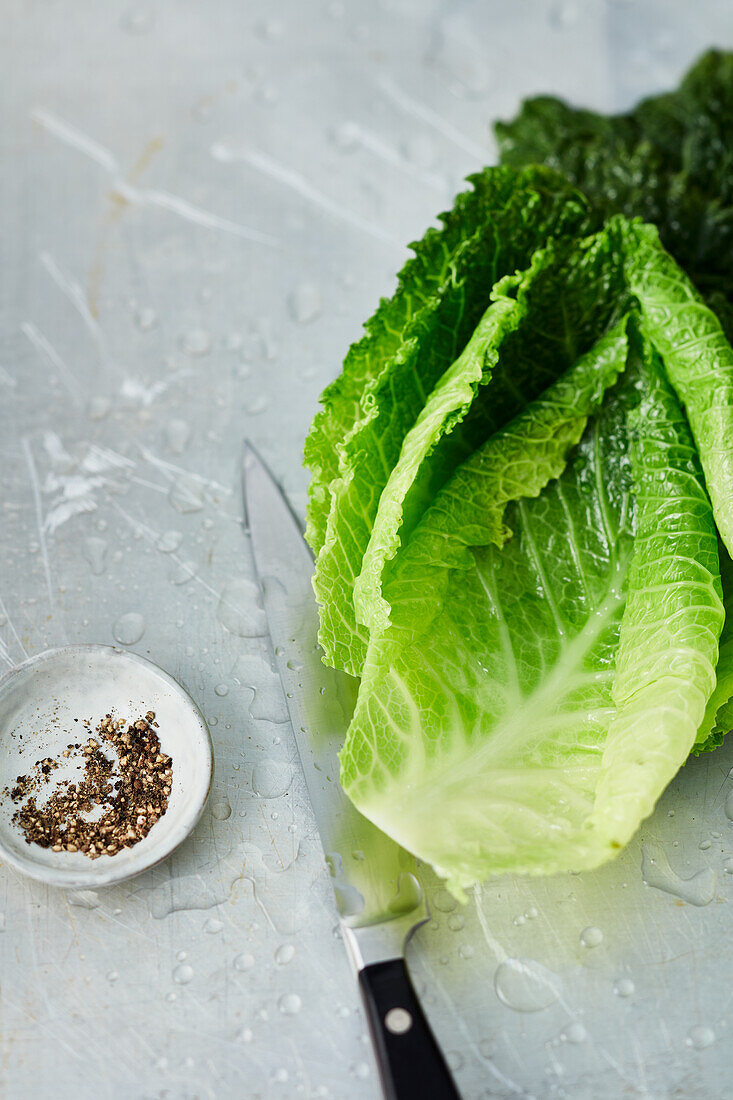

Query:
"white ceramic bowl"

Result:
[[0, 645, 213, 888]]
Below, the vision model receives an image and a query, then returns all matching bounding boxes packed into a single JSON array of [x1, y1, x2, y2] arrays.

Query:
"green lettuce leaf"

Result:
[[694, 545, 733, 753], [354, 224, 630, 638], [340, 336, 723, 891], [588, 344, 723, 843], [495, 49, 733, 330], [496, 50, 733, 758], [310, 166, 590, 674], [622, 219, 733, 558]]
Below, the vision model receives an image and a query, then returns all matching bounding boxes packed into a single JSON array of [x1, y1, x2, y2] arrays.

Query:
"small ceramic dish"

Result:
[[0, 644, 213, 888]]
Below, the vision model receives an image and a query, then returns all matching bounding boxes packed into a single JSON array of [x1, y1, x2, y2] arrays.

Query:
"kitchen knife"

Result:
[[242, 441, 460, 1100]]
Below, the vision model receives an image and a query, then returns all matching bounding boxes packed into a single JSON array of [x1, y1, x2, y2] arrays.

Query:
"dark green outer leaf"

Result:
[[495, 49, 733, 329]]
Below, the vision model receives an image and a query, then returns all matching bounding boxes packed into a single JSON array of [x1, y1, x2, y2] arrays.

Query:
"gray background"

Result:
[[3, 1, 733, 1097]]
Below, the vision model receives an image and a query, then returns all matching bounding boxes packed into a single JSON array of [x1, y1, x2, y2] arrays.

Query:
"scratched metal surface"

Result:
[[2, 1, 733, 1097]]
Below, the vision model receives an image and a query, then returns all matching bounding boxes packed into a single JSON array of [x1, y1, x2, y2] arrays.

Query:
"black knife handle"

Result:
[[358, 957, 461, 1100]]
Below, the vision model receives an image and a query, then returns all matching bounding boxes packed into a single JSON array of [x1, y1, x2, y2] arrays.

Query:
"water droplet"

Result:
[[459, 944, 474, 959], [275, 943, 295, 966], [165, 992, 177, 1002], [211, 797, 232, 821], [388, 872, 423, 915], [256, 84, 279, 106], [723, 856, 733, 874], [565, 1022, 587, 1044], [725, 790, 733, 821], [217, 578, 267, 636], [641, 843, 716, 906], [107, 970, 119, 982], [526, 907, 538, 919], [432, 888, 457, 913], [549, 1, 579, 28], [215, 682, 229, 697], [402, 133, 435, 169], [687, 1025, 715, 1050], [289, 283, 322, 324], [157, 529, 183, 553], [121, 6, 154, 33], [278, 992, 302, 1015], [238, 1027, 254, 1043], [446, 1050, 464, 1072], [234, 953, 255, 972], [271, 1068, 289, 1084], [580, 926, 603, 948], [430, 28, 492, 98], [245, 393, 270, 416], [135, 306, 158, 331], [173, 964, 194, 984], [165, 419, 191, 454], [204, 918, 223, 934], [448, 914, 465, 932], [169, 559, 197, 585], [83, 536, 107, 575], [257, 16, 285, 38], [494, 958, 560, 1012], [336, 1005, 350, 1018], [614, 977, 635, 997], [334, 883, 365, 918], [180, 328, 212, 357], [88, 396, 111, 421], [252, 760, 292, 799], [112, 611, 146, 646], [169, 475, 205, 514], [350, 1062, 370, 1079], [327, 853, 344, 876], [332, 121, 360, 152], [177, 950, 187, 961]]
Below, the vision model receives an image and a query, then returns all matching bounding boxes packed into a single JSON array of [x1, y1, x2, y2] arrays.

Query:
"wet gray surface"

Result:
[[2, 1, 733, 1097]]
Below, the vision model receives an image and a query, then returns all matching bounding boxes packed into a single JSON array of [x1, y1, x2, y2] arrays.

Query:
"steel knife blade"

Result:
[[242, 442, 460, 1100], [241, 442, 424, 941]]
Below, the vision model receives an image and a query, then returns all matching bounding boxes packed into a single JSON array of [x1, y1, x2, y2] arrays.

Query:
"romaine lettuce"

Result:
[[305, 53, 733, 886]]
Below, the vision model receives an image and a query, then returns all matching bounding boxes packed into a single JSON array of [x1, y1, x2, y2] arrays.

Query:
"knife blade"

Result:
[[242, 441, 460, 1100]]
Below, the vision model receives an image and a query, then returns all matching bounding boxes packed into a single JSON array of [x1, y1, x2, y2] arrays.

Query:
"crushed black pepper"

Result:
[[6, 711, 173, 859], [8, 756, 60, 802]]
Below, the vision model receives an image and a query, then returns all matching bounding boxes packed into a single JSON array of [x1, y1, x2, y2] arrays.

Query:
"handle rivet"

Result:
[[385, 1007, 413, 1034]]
